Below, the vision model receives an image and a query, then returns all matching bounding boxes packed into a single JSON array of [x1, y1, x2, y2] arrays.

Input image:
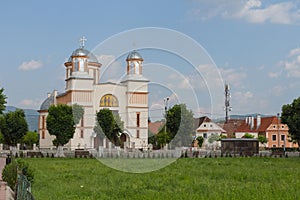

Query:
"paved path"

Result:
[[0, 157, 14, 200]]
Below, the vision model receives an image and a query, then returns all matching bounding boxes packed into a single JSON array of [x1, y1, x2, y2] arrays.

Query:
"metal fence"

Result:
[[16, 174, 34, 200]]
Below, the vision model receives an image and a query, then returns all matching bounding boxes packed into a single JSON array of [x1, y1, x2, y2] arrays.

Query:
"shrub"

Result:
[[2, 159, 34, 190]]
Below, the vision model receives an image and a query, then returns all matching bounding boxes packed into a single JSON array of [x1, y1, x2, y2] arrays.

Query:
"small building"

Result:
[[221, 138, 259, 155], [194, 116, 226, 149], [235, 115, 298, 148]]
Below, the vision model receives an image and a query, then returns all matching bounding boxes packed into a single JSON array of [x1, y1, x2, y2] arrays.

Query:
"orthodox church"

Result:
[[38, 38, 149, 150]]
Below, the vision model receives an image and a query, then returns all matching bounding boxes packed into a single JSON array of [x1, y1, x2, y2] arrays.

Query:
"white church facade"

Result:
[[38, 39, 149, 150]]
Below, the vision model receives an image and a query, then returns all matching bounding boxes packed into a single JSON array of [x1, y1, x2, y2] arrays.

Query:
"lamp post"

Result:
[[277, 113, 280, 148], [164, 97, 169, 149]]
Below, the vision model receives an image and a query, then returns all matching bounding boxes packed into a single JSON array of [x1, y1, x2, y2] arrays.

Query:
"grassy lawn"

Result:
[[26, 157, 300, 200]]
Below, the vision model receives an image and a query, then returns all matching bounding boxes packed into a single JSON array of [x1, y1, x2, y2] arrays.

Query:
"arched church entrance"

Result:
[[120, 132, 130, 149]]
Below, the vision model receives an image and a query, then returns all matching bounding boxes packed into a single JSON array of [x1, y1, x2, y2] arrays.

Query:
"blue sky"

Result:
[[1, 0, 300, 120]]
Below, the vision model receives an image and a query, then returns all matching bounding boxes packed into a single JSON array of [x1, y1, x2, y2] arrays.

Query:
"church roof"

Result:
[[39, 95, 55, 111], [126, 50, 143, 60], [68, 47, 98, 63]]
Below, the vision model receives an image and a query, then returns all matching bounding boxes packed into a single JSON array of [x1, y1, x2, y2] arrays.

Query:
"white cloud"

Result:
[[288, 47, 300, 57], [18, 99, 43, 109], [18, 60, 43, 71], [268, 71, 281, 78], [279, 47, 300, 78], [220, 68, 247, 88], [190, 0, 300, 25]]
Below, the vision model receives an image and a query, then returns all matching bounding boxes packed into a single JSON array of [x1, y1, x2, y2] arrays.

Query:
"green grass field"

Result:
[[26, 157, 300, 200]]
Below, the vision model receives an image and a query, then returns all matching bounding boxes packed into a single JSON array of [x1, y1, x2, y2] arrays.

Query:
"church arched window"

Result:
[[100, 94, 119, 107]]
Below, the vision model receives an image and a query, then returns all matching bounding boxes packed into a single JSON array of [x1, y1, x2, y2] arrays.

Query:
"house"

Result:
[[220, 119, 243, 138], [194, 116, 226, 149], [235, 115, 298, 148], [148, 121, 164, 136]]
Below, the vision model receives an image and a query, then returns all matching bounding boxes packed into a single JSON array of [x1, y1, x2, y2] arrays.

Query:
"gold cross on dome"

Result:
[[79, 36, 87, 48]]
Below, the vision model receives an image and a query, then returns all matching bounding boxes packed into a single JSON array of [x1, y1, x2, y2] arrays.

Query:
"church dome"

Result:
[[68, 47, 98, 63], [126, 50, 143, 60], [40, 95, 55, 111]]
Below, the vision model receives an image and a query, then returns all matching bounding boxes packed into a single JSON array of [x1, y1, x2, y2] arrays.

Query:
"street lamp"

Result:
[[164, 97, 169, 149], [277, 113, 280, 148], [164, 97, 170, 134]]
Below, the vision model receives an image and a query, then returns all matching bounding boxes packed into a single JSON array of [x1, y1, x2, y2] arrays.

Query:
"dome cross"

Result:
[[79, 36, 87, 48]]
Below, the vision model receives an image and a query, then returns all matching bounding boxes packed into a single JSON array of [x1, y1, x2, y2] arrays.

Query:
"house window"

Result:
[[210, 124, 212, 127], [204, 124, 206, 128], [42, 131, 45, 139], [281, 125, 284, 128], [281, 135, 285, 141], [272, 135, 276, 141], [273, 145, 276, 147], [273, 125, 276, 128], [80, 130, 84, 138], [136, 130, 140, 138], [203, 133, 207, 139], [136, 113, 140, 127]]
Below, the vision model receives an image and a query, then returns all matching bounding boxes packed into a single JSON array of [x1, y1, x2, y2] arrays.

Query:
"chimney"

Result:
[[257, 115, 261, 129], [47, 92, 51, 98], [250, 116, 254, 130], [53, 90, 57, 97], [245, 117, 248, 124]]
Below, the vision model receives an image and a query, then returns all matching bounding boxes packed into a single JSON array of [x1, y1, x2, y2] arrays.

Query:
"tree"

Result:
[[0, 87, 7, 115], [258, 135, 267, 148], [156, 128, 170, 149], [242, 133, 254, 138], [281, 97, 300, 148], [166, 104, 194, 147], [46, 104, 75, 157], [0, 109, 28, 147], [196, 136, 204, 148], [95, 109, 124, 146], [23, 131, 38, 149]]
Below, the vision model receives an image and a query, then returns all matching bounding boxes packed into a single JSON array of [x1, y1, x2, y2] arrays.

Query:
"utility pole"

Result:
[[164, 97, 169, 133], [277, 113, 280, 147], [164, 97, 169, 150], [224, 83, 232, 123]]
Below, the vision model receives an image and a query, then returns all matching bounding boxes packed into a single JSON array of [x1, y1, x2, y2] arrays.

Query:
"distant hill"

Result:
[[5, 106, 39, 132], [213, 113, 272, 123]]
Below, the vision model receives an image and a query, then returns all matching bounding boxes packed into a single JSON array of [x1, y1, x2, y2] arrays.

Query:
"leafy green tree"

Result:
[[0, 87, 7, 115], [156, 129, 170, 149], [95, 109, 124, 146], [281, 97, 300, 149], [196, 136, 204, 148], [0, 109, 28, 146], [208, 133, 220, 143], [166, 104, 194, 147], [242, 133, 254, 138], [72, 104, 84, 124], [23, 131, 38, 149], [0, 132, 4, 143], [258, 135, 267, 147], [46, 104, 75, 157]]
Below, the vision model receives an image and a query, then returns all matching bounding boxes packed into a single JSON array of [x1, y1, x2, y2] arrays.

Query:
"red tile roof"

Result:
[[221, 119, 244, 137], [148, 121, 164, 135], [235, 116, 278, 133]]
